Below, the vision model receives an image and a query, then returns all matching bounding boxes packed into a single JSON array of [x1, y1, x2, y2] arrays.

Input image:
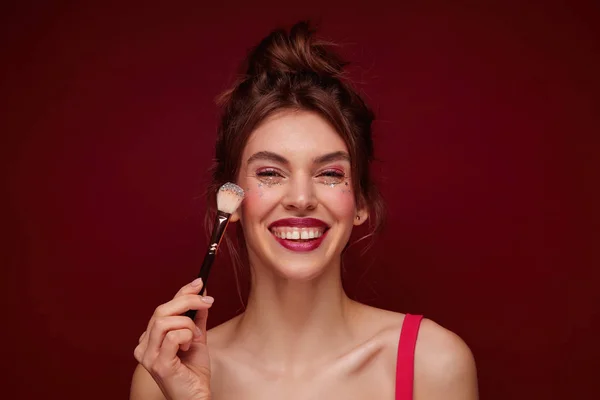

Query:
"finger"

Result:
[[146, 316, 203, 358], [173, 277, 204, 299], [144, 293, 213, 352], [145, 278, 204, 334], [139, 331, 147, 344], [155, 329, 195, 372], [153, 294, 214, 318]]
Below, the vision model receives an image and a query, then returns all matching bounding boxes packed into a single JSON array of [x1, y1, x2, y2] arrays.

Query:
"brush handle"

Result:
[[184, 250, 214, 320], [185, 211, 230, 320]]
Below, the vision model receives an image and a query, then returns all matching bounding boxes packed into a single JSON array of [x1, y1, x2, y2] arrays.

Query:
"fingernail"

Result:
[[201, 296, 215, 304], [195, 326, 203, 336], [191, 278, 203, 287]]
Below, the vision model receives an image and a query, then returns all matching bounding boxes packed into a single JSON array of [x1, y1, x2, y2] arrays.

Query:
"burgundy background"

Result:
[[2, 1, 598, 399]]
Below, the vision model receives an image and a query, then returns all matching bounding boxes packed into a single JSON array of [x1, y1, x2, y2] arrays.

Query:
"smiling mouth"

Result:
[[268, 226, 329, 252], [269, 226, 327, 240]]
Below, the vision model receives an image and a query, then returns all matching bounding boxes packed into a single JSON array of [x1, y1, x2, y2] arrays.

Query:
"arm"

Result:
[[130, 363, 167, 400], [414, 319, 479, 400]]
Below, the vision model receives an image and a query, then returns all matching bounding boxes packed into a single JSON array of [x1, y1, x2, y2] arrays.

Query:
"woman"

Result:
[[131, 22, 478, 400]]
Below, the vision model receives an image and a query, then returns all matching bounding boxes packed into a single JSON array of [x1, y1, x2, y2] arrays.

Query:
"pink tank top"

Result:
[[395, 314, 423, 400]]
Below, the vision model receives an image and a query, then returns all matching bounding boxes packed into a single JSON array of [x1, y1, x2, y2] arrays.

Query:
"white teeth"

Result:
[[270, 226, 326, 240]]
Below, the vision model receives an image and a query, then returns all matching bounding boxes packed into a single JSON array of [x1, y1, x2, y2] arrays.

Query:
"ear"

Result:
[[353, 206, 369, 226]]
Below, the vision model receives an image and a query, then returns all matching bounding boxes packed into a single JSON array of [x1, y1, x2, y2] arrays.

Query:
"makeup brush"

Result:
[[185, 182, 244, 320]]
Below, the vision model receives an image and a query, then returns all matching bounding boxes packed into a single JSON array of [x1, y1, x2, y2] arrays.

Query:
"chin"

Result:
[[267, 256, 332, 281], [247, 245, 338, 282], [245, 225, 349, 281]]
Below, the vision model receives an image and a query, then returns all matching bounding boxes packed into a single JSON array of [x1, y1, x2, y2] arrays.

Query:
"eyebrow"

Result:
[[313, 151, 350, 164], [246, 151, 289, 166], [246, 151, 350, 166]]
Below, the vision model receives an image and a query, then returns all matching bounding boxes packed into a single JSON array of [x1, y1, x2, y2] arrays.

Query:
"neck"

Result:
[[234, 257, 359, 371]]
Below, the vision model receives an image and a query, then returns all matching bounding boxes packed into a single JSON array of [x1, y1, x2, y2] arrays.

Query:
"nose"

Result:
[[282, 175, 317, 212]]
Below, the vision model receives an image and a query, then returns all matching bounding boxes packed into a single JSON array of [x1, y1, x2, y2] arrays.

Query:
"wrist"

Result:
[[190, 388, 211, 400]]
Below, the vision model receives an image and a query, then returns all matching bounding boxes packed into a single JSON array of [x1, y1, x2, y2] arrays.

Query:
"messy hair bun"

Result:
[[244, 21, 346, 77], [207, 21, 385, 276]]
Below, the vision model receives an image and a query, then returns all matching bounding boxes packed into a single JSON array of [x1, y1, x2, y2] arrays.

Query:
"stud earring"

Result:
[[356, 215, 360, 220]]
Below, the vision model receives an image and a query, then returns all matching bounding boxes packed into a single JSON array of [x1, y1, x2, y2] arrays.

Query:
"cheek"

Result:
[[240, 183, 282, 221], [318, 186, 356, 218]]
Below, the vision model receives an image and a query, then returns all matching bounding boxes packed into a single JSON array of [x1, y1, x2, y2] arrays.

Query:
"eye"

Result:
[[317, 169, 346, 185], [256, 168, 284, 185], [256, 169, 280, 177]]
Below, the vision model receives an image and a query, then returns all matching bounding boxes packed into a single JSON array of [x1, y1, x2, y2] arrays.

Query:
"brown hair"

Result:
[[204, 21, 385, 294]]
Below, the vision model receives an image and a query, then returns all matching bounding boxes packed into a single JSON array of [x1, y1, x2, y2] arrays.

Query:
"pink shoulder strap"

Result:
[[395, 314, 424, 400]]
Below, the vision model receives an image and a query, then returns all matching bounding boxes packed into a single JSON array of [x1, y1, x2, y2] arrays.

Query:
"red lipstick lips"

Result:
[[268, 218, 329, 252], [268, 218, 329, 229]]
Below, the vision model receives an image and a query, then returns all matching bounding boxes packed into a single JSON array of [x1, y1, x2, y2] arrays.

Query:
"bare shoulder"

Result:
[[349, 303, 405, 368], [414, 318, 479, 399], [206, 314, 242, 349], [205, 314, 244, 379], [354, 306, 478, 399]]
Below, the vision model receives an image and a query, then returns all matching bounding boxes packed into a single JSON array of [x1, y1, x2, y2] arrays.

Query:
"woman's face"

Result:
[[234, 109, 368, 280]]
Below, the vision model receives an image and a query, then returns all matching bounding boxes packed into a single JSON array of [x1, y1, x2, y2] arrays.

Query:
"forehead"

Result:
[[242, 110, 348, 161]]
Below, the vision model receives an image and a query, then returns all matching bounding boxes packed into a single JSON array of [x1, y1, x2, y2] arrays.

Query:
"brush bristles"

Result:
[[217, 182, 245, 214]]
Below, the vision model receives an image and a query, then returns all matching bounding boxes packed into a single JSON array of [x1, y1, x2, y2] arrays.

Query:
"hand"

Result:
[[134, 278, 214, 400]]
